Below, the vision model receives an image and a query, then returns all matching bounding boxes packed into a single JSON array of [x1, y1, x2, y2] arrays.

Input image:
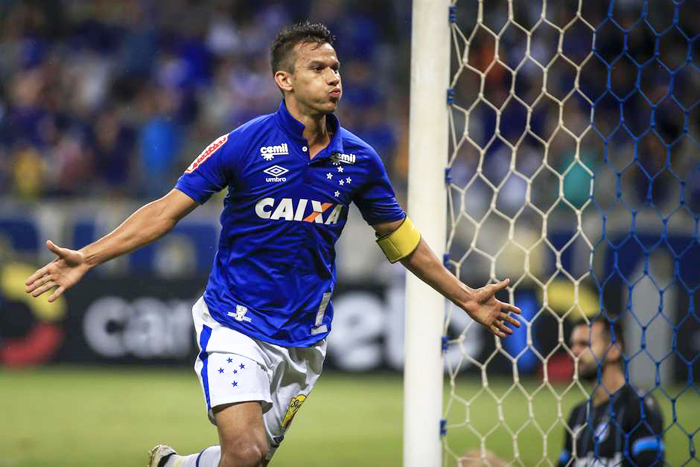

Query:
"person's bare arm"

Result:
[[26, 189, 198, 302], [373, 219, 521, 337], [460, 450, 508, 467]]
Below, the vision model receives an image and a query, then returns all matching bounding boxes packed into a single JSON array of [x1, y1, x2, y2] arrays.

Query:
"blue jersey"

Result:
[[175, 101, 405, 346]]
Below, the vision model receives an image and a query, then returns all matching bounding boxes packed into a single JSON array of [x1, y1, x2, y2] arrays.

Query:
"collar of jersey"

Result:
[[275, 100, 344, 160]]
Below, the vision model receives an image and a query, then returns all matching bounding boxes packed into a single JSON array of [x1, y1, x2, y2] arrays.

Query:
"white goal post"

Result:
[[404, 0, 451, 466]]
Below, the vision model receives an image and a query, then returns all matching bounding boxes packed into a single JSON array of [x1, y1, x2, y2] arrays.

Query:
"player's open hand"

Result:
[[461, 278, 522, 338], [25, 240, 89, 302]]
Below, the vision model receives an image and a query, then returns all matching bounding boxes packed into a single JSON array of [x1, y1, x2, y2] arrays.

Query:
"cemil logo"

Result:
[[0, 263, 66, 367], [282, 394, 307, 429], [330, 153, 356, 165], [263, 165, 289, 183], [255, 197, 343, 225], [260, 143, 289, 161]]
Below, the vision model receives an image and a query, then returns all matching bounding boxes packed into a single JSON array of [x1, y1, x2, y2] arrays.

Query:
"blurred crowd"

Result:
[[0, 0, 408, 200], [0, 0, 698, 217], [448, 1, 700, 222]]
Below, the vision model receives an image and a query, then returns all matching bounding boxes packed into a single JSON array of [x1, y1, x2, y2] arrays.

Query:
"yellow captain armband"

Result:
[[376, 217, 421, 263]]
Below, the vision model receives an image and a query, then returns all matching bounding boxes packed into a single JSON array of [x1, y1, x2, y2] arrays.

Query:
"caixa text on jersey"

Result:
[[255, 197, 344, 224]]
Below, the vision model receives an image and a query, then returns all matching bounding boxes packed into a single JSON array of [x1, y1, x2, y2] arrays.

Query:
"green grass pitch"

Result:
[[0, 367, 696, 466]]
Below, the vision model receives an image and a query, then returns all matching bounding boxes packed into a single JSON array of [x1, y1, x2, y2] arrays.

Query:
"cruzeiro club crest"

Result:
[[283, 394, 307, 429]]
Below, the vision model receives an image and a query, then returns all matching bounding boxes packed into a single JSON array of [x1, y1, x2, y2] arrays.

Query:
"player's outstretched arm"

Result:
[[373, 218, 521, 338], [25, 189, 198, 302]]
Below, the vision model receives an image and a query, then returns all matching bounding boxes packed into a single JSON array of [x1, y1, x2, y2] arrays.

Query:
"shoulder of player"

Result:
[[618, 385, 663, 420], [215, 113, 278, 156], [228, 113, 276, 141], [338, 127, 382, 165], [635, 389, 663, 416]]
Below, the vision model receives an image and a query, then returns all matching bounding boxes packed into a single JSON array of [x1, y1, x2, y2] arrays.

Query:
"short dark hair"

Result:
[[574, 314, 625, 348], [270, 21, 336, 75]]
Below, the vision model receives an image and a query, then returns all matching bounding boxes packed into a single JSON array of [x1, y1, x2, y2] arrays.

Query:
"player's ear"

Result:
[[274, 70, 294, 93]]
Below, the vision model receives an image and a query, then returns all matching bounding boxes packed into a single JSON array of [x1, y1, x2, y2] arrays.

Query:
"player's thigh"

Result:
[[214, 401, 268, 466], [261, 341, 326, 459]]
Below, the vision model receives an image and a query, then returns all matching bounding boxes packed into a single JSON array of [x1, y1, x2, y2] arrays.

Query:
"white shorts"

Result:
[[192, 297, 326, 459]]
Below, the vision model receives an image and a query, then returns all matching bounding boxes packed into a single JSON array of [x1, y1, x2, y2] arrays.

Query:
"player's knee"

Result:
[[219, 437, 268, 467]]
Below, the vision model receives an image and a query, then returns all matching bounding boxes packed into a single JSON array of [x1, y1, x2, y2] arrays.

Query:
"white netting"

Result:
[[442, 0, 699, 465], [444, 2, 595, 465]]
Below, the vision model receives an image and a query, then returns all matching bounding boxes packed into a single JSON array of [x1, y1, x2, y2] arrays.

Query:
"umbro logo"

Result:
[[263, 165, 289, 183], [263, 165, 289, 177], [260, 143, 289, 161]]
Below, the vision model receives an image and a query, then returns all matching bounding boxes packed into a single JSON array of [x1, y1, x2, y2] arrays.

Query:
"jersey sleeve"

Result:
[[353, 150, 405, 225], [627, 394, 665, 465], [175, 133, 236, 204]]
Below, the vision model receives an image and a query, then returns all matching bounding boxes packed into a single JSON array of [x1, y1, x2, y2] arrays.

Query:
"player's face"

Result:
[[289, 42, 342, 114], [570, 322, 608, 381]]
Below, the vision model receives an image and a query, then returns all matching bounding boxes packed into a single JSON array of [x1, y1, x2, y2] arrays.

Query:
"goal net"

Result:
[[439, 1, 699, 465]]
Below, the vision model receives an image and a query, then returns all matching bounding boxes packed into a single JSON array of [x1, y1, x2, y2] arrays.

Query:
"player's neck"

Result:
[[284, 98, 331, 153], [301, 117, 330, 149], [592, 364, 626, 405]]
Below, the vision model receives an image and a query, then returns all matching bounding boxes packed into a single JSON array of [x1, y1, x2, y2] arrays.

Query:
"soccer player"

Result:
[[25, 22, 522, 467], [461, 316, 665, 467], [557, 316, 665, 466]]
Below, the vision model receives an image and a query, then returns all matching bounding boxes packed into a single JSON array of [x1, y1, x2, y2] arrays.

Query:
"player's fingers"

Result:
[[31, 280, 55, 296], [498, 319, 513, 334], [486, 278, 510, 295], [26, 278, 43, 293], [490, 324, 506, 338], [502, 302, 521, 315], [502, 312, 521, 327], [48, 286, 65, 303], [498, 320, 514, 335], [26, 274, 54, 293], [26, 264, 54, 287], [31, 281, 56, 298]]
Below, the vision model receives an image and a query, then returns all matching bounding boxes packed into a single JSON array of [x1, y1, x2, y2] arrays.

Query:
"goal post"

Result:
[[404, 0, 451, 466]]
